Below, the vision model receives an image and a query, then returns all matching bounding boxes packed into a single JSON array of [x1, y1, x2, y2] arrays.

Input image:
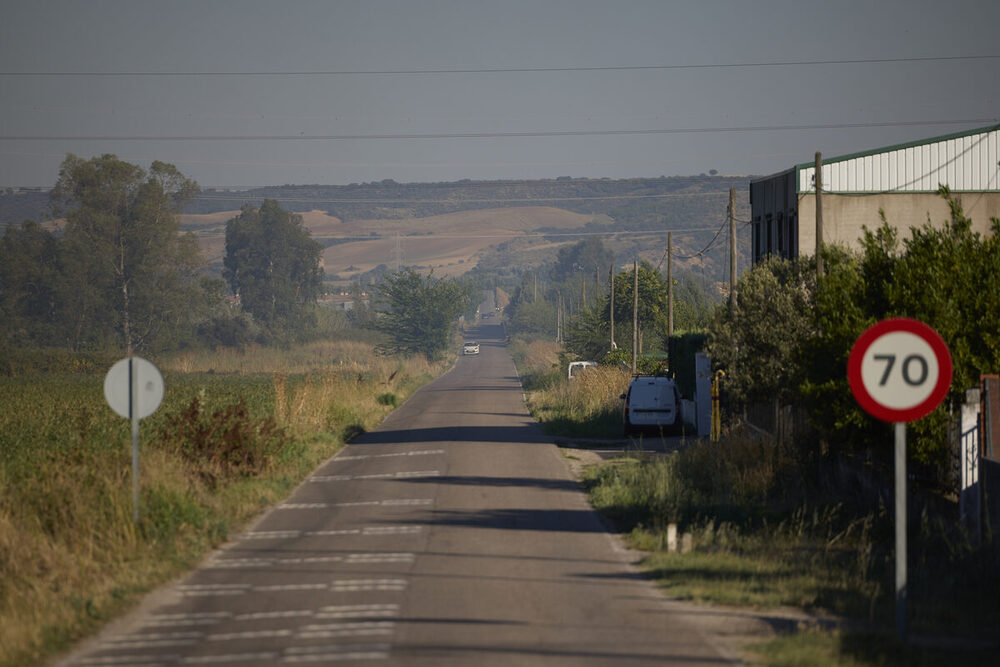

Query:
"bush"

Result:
[[376, 392, 398, 407], [155, 397, 288, 487]]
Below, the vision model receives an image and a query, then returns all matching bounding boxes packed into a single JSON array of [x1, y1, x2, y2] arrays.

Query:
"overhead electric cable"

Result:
[[3, 118, 994, 142], [191, 191, 734, 204], [670, 217, 729, 260], [2, 54, 998, 76]]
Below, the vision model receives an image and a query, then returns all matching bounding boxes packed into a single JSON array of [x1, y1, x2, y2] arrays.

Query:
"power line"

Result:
[[2, 118, 994, 143], [671, 217, 730, 260], [192, 191, 740, 205], [338, 227, 724, 240], [2, 54, 997, 77]]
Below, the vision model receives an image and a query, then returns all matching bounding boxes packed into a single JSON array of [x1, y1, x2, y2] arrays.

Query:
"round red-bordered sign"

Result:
[[847, 318, 952, 423]]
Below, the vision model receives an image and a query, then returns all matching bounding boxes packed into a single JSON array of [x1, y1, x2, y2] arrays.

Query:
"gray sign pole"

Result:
[[104, 356, 164, 525], [894, 421, 907, 641], [130, 358, 141, 523]]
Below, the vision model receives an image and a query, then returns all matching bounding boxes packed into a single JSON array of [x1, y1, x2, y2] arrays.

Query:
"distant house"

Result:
[[749, 124, 1000, 264], [319, 293, 370, 311]]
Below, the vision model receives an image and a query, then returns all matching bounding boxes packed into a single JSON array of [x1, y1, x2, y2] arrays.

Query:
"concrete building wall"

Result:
[[751, 125, 1000, 264], [795, 191, 1000, 256]]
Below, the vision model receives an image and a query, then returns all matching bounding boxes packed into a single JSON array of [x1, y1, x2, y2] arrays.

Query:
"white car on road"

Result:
[[463, 341, 480, 355]]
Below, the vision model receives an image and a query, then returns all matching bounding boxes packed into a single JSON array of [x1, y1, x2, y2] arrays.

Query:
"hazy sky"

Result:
[[2, 0, 998, 188]]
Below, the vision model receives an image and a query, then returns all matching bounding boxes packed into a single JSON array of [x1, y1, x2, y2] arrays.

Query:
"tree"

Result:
[[0, 221, 63, 345], [372, 269, 470, 359], [550, 237, 613, 283], [608, 261, 670, 349], [51, 154, 202, 353], [706, 256, 817, 406], [803, 190, 1000, 469], [223, 200, 324, 332]]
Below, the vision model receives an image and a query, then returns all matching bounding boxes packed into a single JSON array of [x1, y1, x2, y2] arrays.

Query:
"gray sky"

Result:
[[2, 0, 998, 188]]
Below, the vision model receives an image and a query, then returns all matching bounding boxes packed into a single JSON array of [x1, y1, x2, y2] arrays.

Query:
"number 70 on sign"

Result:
[[848, 318, 952, 423]]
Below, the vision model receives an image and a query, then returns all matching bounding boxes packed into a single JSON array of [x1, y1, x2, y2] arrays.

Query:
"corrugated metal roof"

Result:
[[795, 123, 1000, 194]]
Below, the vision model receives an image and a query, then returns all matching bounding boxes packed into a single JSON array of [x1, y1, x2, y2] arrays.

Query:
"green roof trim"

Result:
[[792, 122, 1000, 170]]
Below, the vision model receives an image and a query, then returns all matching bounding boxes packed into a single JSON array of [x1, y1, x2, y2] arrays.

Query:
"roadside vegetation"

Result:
[[0, 153, 486, 665], [583, 437, 998, 665], [0, 343, 445, 666], [511, 337, 630, 439], [509, 192, 1000, 665]]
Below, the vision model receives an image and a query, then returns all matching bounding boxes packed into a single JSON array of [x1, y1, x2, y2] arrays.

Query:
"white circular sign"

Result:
[[858, 331, 939, 410], [847, 318, 952, 423], [104, 357, 164, 419]]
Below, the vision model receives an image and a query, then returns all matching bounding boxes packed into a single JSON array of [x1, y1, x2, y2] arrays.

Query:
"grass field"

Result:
[[0, 341, 443, 666]]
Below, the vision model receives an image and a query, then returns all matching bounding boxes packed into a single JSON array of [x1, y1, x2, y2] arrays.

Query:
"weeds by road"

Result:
[[512, 337, 1000, 665], [0, 343, 441, 666]]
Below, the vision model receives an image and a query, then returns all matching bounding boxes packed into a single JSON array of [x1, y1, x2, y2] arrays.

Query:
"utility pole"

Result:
[[729, 186, 737, 313], [609, 264, 616, 351], [595, 267, 600, 304], [815, 151, 824, 278], [667, 232, 674, 338], [556, 290, 562, 342], [632, 260, 639, 375], [533, 273, 537, 302], [581, 274, 586, 309]]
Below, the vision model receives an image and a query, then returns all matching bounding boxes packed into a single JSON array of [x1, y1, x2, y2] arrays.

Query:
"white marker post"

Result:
[[848, 318, 952, 642], [104, 357, 164, 522]]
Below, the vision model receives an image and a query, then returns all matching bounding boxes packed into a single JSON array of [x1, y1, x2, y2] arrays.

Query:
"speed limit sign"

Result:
[[847, 317, 952, 641], [848, 318, 952, 423]]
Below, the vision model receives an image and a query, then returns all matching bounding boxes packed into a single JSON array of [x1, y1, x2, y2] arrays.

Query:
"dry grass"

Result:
[[0, 344, 442, 666], [159, 340, 382, 375], [539, 365, 631, 420], [515, 338, 562, 374]]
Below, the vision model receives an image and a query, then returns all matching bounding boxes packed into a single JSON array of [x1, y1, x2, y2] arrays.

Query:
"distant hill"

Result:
[[2, 175, 753, 286]]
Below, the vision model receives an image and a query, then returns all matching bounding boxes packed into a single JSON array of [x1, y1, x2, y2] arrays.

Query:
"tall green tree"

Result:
[[373, 269, 470, 359], [550, 237, 613, 283], [0, 220, 63, 346], [223, 200, 324, 332], [706, 255, 817, 406], [608, 261, 670, 348], [51, 154, 202, 353]]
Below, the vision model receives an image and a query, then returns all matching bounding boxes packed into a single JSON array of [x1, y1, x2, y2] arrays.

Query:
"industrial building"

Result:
[[749, 124, 1000, 264]]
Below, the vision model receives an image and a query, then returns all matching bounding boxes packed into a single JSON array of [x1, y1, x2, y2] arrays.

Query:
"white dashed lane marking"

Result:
[[176, 578, 408, 598], [297, 621, 396, 639], [80, 655, 177, 665], [335, 449, 445, 461], [316, 604, 399, 619], [278, 498, 433, 509], [239, 526, 422, 540], [204, 552, 415, 569], [310, 470, 440, 482], [281, 643, 391, 662]]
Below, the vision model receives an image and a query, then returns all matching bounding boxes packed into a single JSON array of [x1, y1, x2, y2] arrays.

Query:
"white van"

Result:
[[567, 361, 597, 381], [620, 375, 682, 436]]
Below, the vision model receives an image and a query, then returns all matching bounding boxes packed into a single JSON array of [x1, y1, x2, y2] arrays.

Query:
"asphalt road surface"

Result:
[[60, 322, 733, 666]]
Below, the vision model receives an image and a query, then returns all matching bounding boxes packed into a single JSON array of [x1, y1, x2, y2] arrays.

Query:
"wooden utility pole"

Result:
[[815, 151, 824, 278], [667, 232, 674, 338], [631, 260, 639, 375], [556, 290, 562, 342], [729, 186, 737, 313], [609, 264, 616, 351]]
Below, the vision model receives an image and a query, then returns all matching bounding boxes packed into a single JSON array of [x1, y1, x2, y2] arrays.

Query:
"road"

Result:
[[60, 322, 733, 666]]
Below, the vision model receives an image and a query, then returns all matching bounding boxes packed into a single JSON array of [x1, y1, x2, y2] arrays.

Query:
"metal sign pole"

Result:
[[130, 357, 140, 523], [894, 421, 907, 641]]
